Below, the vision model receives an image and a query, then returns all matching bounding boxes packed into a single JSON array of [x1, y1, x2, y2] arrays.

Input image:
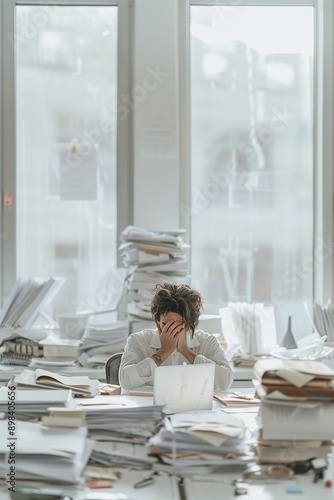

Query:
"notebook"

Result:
[[153, 363, 215, 414]]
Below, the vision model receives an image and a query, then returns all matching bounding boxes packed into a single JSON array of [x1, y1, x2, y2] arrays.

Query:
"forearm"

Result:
[[119, 357, 155, 390], [151, 348, 171, 366]]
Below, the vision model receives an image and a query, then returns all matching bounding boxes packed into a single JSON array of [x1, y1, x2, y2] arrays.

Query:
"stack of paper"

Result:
[[313, 300, 334, 342], [214, 390, 260, 409], [147, 411, 254, 470], [0, 420, 94, 484], [0, 276, 65, 328], [254, 358, 334, 463], [232, 353, 270, 369], [0, 386, 74, 420], [78, 319, 129, 368], [89, 440, 158, 469], [254, 358, 334, 399], [82, 403, 165, 469], [119, 226, 189, 328], [11, 368, 99, 397], [219, 302, 276, 357]]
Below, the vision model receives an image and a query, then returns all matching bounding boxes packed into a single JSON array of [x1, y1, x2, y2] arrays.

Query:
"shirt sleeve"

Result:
[[119, 332, 157, 390], [194, 335, 233, 390]]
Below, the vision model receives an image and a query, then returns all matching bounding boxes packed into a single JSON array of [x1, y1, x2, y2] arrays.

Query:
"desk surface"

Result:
[[2, 467, 332, 500], [0, 469, 181, 500], [183, 473, 334, 499]]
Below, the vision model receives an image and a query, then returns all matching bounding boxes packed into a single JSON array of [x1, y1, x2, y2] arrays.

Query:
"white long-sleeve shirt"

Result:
[[119, 328, 233, 391]]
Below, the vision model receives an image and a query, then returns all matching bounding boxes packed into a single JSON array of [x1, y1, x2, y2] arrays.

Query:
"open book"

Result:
[[13, 368, 99, 397]]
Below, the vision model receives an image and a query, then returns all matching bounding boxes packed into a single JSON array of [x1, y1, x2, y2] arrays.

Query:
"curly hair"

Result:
[[150, 282, 203, 337]]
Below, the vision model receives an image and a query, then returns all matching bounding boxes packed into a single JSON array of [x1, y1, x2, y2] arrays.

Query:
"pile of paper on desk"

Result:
[[0, 419, 94, 484], [253, 358, 334, 463], [78, 319, 129, 368], [147, 410, 255, 472], [9, 368, 99, 397], [0, 386, 74, 421], [82, 403, 165, 469]]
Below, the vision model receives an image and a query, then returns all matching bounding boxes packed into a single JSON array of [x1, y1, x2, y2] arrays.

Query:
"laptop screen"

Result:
[[153, 363, 215, 414]]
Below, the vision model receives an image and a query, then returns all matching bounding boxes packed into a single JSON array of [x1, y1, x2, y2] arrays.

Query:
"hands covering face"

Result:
[[157, 317, 187, 355]]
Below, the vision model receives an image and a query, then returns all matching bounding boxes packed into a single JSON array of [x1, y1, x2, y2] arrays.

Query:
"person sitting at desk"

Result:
[[119, 281, 233, 391]]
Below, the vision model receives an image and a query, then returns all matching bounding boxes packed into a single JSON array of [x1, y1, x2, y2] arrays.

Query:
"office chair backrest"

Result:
[[105, 352, 123, 385]]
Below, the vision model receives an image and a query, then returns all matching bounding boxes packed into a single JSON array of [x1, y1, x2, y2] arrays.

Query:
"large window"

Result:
[[189, 3, 315, 313], [1, 2, 125, 316]]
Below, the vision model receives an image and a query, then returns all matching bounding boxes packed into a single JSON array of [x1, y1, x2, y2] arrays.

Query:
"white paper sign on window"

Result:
[[49, 143, 98, 201]]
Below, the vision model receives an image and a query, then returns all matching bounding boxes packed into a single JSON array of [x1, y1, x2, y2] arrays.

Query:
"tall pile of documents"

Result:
[[78, 319, 129, 368], [253, 359, 334, 464], [119, 226, 189, 330]]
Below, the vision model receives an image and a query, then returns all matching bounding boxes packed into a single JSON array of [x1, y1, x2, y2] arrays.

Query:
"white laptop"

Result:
[[153, 363, 215, 414]]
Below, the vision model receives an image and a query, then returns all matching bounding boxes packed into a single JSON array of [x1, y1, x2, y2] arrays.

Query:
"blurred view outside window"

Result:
[[16, 5, 118, 315], [189, 5, 314, 313]]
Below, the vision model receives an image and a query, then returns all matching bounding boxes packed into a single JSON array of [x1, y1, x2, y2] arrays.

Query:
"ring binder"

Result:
[[0, 353, 32, 366]]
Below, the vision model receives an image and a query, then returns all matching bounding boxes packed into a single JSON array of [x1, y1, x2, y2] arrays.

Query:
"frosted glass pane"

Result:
[[189, 6, 314, 313], [16, 5, 118, 315]]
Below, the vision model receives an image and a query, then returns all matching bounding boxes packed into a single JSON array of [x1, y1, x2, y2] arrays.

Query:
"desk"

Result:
[[1, 392, 332, 500], [2, 469, 333, 500], [0, 470, 181, 499], [183, 473, 334, 499], [96, 468, 180, 499]]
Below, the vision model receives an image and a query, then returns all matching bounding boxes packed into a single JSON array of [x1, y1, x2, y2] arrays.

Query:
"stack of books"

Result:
[[119, 226, 189, 330], [253, 358, 334, 464]]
